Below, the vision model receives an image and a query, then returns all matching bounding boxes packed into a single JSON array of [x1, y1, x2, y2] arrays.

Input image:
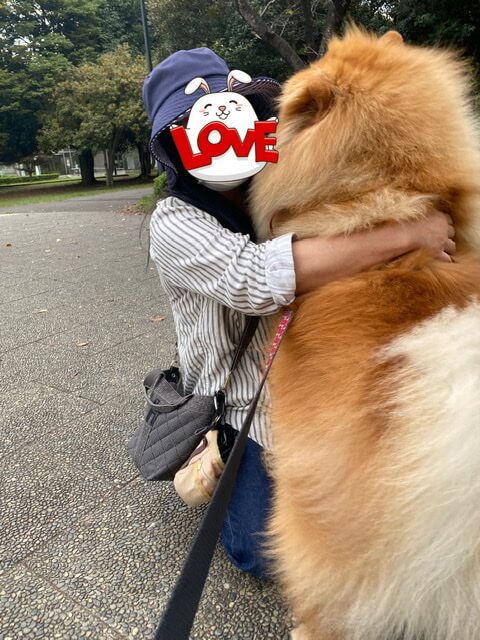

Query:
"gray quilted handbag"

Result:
[[127, 367, 216, 481]]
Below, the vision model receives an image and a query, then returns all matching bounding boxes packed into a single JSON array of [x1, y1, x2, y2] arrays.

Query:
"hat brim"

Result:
[[150, 76, 282, 169]]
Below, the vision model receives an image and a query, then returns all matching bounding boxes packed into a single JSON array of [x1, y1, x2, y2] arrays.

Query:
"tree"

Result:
[[348, 0, 480, 107], [0, 0, 104, 67], [99, 0, 151, 58], [40, 45, 150, 187], [233, 0, 353, 66], [233, 0, 305, 70], [0, 51, 72, 164], [146, 0, 225, 61], [0, 0, 151, 178], [390, 0, 480, 70], [0, 0, 105, 172], [0, 68, 38, 163], [346, 0, 480, 62], [145, 0, 355, 75], [145, 0, 291, 80], [318, 0, 353, 56]]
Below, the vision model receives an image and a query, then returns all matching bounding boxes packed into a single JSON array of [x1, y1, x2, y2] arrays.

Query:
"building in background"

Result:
[[0, 148, 141, 178]]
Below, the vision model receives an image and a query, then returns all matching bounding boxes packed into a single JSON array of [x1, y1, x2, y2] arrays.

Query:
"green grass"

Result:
[[0, 171, 144, 192], [0, 178, 153, 208], [135, 192, 157, 214], [0, 177, 81, 195]]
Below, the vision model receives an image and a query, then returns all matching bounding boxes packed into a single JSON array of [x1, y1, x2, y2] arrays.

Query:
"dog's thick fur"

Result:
[[250, 28, 480, 640]]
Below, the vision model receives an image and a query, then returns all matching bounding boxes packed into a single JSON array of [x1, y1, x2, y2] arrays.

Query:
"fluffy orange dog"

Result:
[[250, 27, 480, 640]]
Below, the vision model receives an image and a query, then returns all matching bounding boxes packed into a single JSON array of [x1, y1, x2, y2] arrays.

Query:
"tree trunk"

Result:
[[104, 129, 121, 188], [233, 0, 306, 71], [78, 149, 97, 186], [137, 142, 152, 181], [318, 0, 352, 57], [300, 0, 318, 60], [103, 148, 114, 188], [23, 160, 34, 177]]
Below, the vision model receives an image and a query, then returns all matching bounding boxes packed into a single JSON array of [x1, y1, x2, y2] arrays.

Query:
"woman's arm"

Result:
[[151, 199, 454, 311], [293, 210, 455, 295], [149, 198, 297, 315]]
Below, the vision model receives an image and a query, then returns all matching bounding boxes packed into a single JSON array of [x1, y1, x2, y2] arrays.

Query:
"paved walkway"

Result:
[[0, 189, 289, 639]]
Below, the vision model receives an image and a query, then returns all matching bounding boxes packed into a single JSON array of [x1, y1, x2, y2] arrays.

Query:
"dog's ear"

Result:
[[280, 74, 334, 131], [380, 30, 403, 45]]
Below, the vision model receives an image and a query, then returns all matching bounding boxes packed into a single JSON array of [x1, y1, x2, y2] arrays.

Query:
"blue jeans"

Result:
[[220, 437, 273, 580]]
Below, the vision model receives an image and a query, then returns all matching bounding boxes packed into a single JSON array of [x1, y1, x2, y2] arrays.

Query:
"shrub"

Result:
[[0, 173, 60, 186], [136, 193, 157, 214], [153, 172, 167, 197]]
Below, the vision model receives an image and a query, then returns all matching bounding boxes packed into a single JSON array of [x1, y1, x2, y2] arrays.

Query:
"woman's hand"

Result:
[[292, 210, 456, 295], [400, 210, 455, 262]]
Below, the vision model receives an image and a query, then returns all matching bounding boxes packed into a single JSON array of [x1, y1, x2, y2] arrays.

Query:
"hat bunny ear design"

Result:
[[227, 70, 252, 91], [185, 77, 211, 95]]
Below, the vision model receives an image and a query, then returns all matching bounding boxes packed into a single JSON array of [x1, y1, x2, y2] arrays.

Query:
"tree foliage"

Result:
[[229, 0, 480, 68], [0, 0, 151, 168], [100, 0, 151, 58], [40, 45, 150, 186], [143, 0, 480, 111], [2, 0, 478, 175], [349, 0, 480, 105], [0, 0, 104, 66], [147, 0, 348, 72], [390, 0, 480, 60], [145, 0, 291, 79], [0, 0, 104, 164], [0, 52, 72, 163]]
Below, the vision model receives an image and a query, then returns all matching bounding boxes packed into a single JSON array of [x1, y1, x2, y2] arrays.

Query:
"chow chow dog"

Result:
[[250, 27, 480, 640]]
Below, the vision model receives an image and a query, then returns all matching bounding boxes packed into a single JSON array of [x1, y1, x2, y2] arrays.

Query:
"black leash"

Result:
[[154, 309, 294, 640]]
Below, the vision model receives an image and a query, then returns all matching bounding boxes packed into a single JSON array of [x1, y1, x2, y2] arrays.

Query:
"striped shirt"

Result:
[[149, 196, 296, 449]]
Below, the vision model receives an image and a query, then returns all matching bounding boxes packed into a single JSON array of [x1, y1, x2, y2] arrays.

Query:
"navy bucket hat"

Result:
[[142, 47, 282, 171]]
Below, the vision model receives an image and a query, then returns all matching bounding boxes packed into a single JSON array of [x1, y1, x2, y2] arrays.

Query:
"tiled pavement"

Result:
[[0, 189, 289, 639]]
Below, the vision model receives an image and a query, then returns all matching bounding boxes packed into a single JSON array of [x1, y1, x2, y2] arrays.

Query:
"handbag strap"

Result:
[[145, 317, 259, 420], [166, 315, 259, 387], [154, 309, 294, 640], [229, 315, 260, 374], [207, 315, 260, 427]]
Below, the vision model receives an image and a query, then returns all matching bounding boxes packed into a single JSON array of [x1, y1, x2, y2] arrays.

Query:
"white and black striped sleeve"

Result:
[[150, 197, 296, 315]]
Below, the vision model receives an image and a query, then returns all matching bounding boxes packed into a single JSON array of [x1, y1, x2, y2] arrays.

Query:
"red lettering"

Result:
[[254, 121, 279, 163], [228, 128, 257, 157], [171, 120, 279, 170], [197, 122, 232, 158], [170, 126, 211, 170]]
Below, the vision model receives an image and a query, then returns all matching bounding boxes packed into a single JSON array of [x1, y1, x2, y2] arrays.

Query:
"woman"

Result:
[[142, 47, 455, 580]]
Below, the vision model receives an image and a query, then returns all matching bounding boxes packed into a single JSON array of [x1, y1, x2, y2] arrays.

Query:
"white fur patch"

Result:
[[347, 301, 480, 640]]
